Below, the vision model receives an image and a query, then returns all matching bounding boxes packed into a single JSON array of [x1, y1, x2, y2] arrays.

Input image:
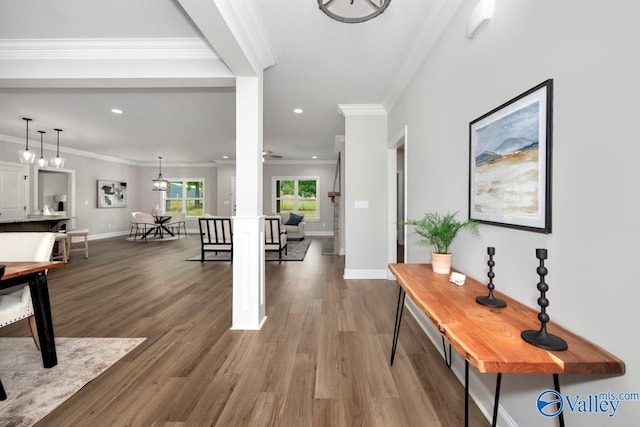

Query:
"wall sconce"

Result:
[[467, 0, 495, 39]]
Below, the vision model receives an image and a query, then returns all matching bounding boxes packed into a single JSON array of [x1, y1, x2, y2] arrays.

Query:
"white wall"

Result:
[[342, 109, 388, 278], [389, 0, 639, 426]]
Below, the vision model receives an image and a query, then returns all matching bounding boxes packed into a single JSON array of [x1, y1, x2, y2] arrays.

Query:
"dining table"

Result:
[[145, 215, 174, 239], [0, 260, 64, 400]]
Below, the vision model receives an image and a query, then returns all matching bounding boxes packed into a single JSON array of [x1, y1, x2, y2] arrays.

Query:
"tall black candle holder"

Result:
[[521, 249, 568, 351], [476, 247, 507, 308]]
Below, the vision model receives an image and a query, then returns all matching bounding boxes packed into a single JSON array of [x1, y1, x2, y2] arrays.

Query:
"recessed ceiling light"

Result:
[[223, 155, 229, 159], [312, 155, 318, 159], [293, 108, 303, 114], [111, 108, 123, 114]]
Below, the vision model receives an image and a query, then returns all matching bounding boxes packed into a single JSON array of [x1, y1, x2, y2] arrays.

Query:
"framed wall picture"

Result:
[[97, 180, 127, 208], [469, 79, 553, 233]]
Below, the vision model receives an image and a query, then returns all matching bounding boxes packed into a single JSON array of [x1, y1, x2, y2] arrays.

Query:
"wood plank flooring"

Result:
[[1, 236, 489, 426]]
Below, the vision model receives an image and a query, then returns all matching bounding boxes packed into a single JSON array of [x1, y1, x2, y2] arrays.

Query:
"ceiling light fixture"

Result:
[[152, 156, 168, 191], [318, 0, 391, 24], [111, 108, 123, 114], [293, 108, 304, 114], [51, 128, 65, 168], [19, 117, 36, 164], [37, 130, 48, 168], [312, 155, 318, 159]]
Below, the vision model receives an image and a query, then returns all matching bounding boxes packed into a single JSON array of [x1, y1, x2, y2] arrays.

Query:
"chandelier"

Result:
[[152, 156, 168, 191], [318, 0, 391, 24]]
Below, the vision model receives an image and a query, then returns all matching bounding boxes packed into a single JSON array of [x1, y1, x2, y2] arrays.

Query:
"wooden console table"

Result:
[[388, 263, 625, 427]]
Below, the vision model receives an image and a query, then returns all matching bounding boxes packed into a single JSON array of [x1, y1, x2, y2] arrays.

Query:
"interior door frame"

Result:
[[387, 125, 408, 279]]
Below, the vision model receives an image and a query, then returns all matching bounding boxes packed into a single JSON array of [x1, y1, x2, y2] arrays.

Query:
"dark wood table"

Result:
[[0, 261, 64, 400], [388, 263, 625, 427]]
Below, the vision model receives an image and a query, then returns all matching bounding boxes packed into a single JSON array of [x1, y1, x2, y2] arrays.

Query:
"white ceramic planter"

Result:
[[431, 252, 452, 274]]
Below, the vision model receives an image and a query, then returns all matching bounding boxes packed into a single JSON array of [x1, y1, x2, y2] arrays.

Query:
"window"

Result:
[[273, 177, 318, 219], [165, 179, 204, 217]]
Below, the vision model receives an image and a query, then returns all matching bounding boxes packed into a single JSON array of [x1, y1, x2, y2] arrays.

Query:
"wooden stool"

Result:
[[52, 232, 68, 263], [67, 228, 89, 259]]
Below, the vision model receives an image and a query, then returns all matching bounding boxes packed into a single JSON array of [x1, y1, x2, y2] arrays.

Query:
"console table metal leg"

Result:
[[441, 336, 452, 368], [492, 373, 502, 427], [553, 374, 565, 427], [389, 286, 406, 366], [465, 360, 469, 427]]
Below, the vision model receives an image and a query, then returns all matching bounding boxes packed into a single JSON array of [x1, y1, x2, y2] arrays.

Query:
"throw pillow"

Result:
[[285, 212, 304, 226]]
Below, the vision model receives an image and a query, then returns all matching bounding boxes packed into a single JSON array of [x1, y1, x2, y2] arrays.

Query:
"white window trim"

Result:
[[271, 176, 320, 221], [163, 177, 205, 217]]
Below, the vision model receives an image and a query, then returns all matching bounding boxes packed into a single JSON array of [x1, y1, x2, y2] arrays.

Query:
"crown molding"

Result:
[[0, 133, 219, 167], [337, 104, 387, 117], [383, 0, 464, 111], [0, 37, 218, 60], [216, 159, 336, 166], [216, 0, 277, 72]]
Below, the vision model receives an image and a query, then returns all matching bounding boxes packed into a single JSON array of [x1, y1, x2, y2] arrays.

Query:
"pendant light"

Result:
[[19, 117, 36, 164], [37, 130, 48, 168], [152, 156, 168, 191], [50, 128, 65, 168]]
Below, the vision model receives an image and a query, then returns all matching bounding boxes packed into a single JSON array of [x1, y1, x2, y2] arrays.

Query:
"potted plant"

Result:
[[403, 211, 479, 274]]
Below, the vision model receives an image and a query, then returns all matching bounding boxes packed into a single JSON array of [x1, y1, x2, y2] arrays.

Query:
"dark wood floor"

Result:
[[2, 236, 488, 426]]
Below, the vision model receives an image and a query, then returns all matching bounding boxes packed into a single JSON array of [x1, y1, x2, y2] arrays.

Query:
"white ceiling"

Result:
[[0, 0, 456, 164]]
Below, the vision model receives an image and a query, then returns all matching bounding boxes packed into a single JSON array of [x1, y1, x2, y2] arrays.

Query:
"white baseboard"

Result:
[[403, 296, 518, 427], [85, 230, 130, 240], [343, 269, 388, 279], [306, 231, 334, 237]]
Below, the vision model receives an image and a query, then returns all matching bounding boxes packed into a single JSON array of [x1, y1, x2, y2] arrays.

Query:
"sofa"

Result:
[[277, 212, 305, 240]]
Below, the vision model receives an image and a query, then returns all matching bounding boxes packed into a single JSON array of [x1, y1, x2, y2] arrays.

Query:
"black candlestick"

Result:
[[521, 249, 568, 351], [476, 247, 507, 308]]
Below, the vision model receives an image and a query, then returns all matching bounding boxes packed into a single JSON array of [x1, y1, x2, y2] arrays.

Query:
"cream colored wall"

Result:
[[389, 0, 640, 425]]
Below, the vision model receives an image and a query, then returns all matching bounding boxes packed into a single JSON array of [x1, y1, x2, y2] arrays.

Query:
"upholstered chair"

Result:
[[0, 232, 56, 350]]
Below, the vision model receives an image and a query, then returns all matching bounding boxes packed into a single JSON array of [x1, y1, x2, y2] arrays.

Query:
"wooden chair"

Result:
[[66, 228, 89, 259], [52, 232, 68, 263], [199, 217, 233, 262], [265, 216, 287, 262], [0, 232, 56, 351]]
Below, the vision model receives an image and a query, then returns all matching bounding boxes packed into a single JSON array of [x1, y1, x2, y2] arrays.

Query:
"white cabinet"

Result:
[[0, 163, 26, 220]]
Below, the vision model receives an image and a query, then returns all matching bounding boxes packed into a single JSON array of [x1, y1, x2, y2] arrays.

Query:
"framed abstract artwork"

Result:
[[469, 79, 553, 233], [97, 180, 127, 208]]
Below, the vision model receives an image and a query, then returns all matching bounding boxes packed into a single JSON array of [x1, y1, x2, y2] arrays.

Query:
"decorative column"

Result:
[[232, 74, 266, 330]]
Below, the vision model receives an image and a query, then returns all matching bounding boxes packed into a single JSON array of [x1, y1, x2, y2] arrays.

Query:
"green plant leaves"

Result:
[[402, 211, 479, 254]]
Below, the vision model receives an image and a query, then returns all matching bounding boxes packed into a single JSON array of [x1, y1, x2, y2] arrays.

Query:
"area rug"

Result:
[[0, 337, 145, 427], [187, 239, 312, 262]]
